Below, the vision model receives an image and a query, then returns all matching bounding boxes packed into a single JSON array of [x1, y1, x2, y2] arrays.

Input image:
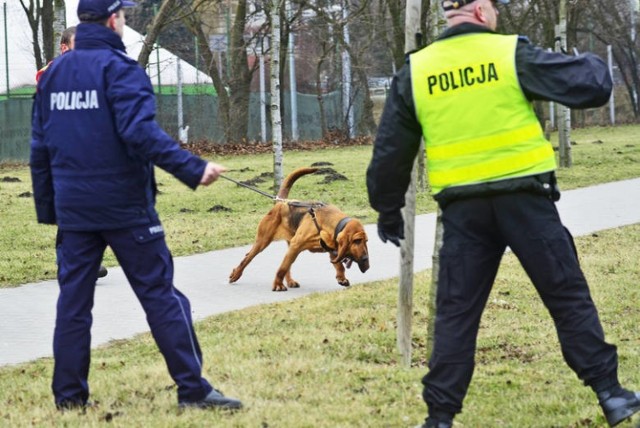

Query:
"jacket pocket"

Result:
[[131, 224, 165, 245]]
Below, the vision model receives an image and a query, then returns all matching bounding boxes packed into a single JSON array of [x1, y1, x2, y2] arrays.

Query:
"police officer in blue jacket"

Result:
[[30, 0, 242, 411]]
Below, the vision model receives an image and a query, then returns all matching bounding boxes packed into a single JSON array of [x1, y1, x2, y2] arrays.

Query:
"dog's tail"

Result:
[[277, 167, 319, 199]]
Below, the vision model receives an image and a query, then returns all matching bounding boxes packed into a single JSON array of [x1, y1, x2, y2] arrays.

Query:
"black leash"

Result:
[[219, 174, 277, 200], [220, 174, 328, 209]]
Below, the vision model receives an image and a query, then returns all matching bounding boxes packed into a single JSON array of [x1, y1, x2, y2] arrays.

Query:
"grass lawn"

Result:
[[0, 223, 638, 427], [0, 124, 638, 288], [0, 124, 638, 426]]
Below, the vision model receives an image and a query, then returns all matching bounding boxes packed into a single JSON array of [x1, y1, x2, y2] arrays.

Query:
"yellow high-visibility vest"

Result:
[[410, 33, 556, 195]]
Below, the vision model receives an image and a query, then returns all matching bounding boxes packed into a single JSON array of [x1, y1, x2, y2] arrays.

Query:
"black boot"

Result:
[[178, 388, 243, 410], [421, 417, 453, 428], [421, 409, 454, 428], [56, 400, 93, 412], [97, 265, 108, 278], [598, 386, 640, 427]]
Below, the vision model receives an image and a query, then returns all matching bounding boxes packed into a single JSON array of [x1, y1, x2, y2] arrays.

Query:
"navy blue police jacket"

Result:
[[31, 23, 206, 231]]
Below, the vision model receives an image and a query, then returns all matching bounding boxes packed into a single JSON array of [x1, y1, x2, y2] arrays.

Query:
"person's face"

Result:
[[60, 34, 75, 54], [109, 9, 126, 38], [480, 0, 499, 31]]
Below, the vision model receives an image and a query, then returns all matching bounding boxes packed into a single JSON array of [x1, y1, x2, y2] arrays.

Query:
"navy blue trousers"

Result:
[[422, 192, 618, 415], [53, 223, 212, 406]]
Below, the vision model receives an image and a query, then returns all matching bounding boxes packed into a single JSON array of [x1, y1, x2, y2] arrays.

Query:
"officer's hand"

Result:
[[377, 211, 405, 247], [200, 162, 228, 186]]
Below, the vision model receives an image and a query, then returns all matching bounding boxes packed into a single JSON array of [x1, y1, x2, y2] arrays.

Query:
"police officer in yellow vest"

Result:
[[366, 1, 640, 427]]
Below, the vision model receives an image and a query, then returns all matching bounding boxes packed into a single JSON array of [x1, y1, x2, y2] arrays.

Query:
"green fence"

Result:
[[0, 90, 358, 163], [0, 97, 32, 162]]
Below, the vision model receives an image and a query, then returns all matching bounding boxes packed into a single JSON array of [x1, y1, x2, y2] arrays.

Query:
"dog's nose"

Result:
[[358, 255, 370, 273]]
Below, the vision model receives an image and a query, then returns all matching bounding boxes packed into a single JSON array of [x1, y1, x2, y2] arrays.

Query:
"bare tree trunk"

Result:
[[349, 55, 377, 135], [19, 0, 44, 70], [556, 0, 572, 167], [41, 0, 54, 62], [137, 0, 178, 69], [314, 48, 331, 138], [631, 0, 640, 117], [182, 5, 232, 142], [271, 0, 284, 189], [582, 1, 639, 120], [278, 2, 289, 140], [385, 0, 406, 72], [228, 0, 252, 142], [613, 45, 640, 118], [52, 0, 66, 56]]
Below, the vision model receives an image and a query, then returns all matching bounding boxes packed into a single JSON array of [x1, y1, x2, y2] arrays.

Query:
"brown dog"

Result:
[[229, 167, 370, 291]]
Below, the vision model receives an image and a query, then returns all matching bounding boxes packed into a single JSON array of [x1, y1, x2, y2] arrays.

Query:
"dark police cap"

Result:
[[442, 0, 509, 11], [77, 0, 137, 20]]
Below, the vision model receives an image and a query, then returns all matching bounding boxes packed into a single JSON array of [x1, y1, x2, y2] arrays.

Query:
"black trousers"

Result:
[[422, 192, 618, 415]]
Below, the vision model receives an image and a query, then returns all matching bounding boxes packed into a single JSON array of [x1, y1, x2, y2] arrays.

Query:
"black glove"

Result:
[[377, 211, 405, 247]]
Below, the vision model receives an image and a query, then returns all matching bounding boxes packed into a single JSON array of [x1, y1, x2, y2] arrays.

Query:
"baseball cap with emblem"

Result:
[[442, 0, 509, 11], [77, 0, 137, 20]]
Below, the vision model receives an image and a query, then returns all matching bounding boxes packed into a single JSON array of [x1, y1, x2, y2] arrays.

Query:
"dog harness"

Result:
[[281, 200, 350, 255], [305, 207, 352, 254]]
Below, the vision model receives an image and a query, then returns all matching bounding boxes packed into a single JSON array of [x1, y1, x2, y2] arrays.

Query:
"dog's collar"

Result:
[[333, 217, 352, 242]]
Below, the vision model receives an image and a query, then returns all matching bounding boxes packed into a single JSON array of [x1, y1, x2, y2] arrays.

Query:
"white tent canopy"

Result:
[[0, 0, 212, 93]]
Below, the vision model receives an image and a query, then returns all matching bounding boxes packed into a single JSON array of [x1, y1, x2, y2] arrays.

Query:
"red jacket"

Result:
[[35, 61, 53, 83]]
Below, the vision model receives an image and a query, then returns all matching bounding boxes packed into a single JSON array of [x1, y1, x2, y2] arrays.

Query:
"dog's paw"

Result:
[[229, 268, 242, 283], [287, 281, 300, 288], [337, 278, 350, 287], [272, 284, 288, 292]]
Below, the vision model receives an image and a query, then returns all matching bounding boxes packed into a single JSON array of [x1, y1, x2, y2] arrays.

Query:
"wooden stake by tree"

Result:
[[397, 0, 422, 367], [426, 0, 446, 360]]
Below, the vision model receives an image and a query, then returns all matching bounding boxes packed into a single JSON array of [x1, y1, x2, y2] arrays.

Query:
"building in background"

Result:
[[0, 0, 211, 94]]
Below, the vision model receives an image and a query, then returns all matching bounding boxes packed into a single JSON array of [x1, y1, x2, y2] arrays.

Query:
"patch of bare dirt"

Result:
[[313, 167, 348, 184], [182, 131, 372, 157], [238, 172, 273, 187], [231, 163, 349, 188], [208, 205, 232, 212]]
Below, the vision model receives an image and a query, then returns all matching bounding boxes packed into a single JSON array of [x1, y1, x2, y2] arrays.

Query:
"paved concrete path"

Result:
[[1, 178, 639, 367]]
